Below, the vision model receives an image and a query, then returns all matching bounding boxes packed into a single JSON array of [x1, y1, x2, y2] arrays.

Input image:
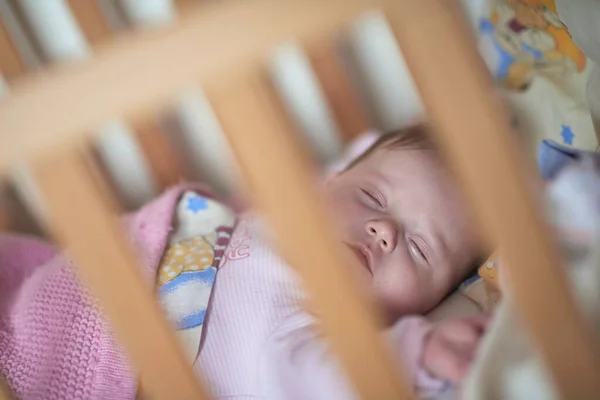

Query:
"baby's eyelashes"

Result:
[[407, 235, 430, 264], [358, 187, 386, 210]]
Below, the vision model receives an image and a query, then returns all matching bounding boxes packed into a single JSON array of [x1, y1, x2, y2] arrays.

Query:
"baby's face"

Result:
[[326, 146, 479, 318]]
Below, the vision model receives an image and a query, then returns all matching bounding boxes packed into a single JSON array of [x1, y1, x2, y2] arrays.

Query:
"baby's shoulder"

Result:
[[219, 215, 297, 278]]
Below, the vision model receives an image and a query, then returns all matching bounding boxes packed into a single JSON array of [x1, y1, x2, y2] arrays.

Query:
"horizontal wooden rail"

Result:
[[384, 0, 600, 398], [0, 0, 382, 176]]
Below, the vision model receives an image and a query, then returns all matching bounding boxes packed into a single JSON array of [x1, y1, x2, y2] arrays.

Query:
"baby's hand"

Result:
[[422, 315, 490, 385]]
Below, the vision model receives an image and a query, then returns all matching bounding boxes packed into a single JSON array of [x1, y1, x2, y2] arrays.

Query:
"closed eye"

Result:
[[360, 188, 384, 209], [408, 237, 429, 264]]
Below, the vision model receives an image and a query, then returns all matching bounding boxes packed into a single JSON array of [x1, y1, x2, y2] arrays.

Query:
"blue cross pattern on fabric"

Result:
[[561, 125, 575, 146], [186, 195, 208, 214]]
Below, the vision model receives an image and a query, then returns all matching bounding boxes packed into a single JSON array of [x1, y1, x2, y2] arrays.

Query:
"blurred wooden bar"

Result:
[[134, 116, 184, 189], [67, 0, 112, 45], [0, 205, 10, 231], [0, 16, 26, 81], [212, 72, 412, 399], [0, 13, 21, 231], [383, 0, 600, 398], [174, 0, 201, 13], [308, 38, 369, 142], [32, 147, 209, 400], [0, 377, 14, 400], [0, 184, 43, 235]]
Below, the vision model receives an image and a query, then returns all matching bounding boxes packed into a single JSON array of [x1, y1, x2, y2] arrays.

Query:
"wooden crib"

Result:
[[0, 0, 599, 398]]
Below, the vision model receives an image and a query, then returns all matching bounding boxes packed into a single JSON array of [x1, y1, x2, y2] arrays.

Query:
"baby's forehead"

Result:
[[367, 147, 465, 210], [365, 146, 448, 181]]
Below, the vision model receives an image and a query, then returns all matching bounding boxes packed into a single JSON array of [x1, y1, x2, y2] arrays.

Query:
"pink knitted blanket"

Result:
[[0, 183, 214, 400]]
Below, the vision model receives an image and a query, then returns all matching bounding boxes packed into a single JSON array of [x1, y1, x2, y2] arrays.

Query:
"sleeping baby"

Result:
[[0, 125, 488, 399]]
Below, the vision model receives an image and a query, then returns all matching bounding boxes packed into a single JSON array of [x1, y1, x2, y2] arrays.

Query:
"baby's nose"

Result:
[[365, 219, 397, 253]]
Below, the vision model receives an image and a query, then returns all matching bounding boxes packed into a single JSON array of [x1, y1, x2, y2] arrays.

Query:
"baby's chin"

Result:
[[373, 288, 436, 326], [346, 274, 422, 327]]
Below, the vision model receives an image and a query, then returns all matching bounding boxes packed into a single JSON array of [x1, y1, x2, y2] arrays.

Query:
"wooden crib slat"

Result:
[[383, 0, 600, 398], [0, 388, 12, 400], [134, 116, 184, 189], [31, 148, 210, 400], [0, 377, 14, 400], [212, 72, 411, 400], [0, 184, 11, 231], [307, 38, 369, 142], [67, 0, 112, 45], [0, 0, 380, 176], [0, 174, 44, 236], [0, 193, 12, 231], [174, 0, 200, 11], [0, 208, 9, 231], [65, 0, 182, 197], [0, 17, 27, 81]]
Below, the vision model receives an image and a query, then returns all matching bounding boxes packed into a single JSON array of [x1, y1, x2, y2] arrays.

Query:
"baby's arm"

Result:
[[262, 313, 488, 400]]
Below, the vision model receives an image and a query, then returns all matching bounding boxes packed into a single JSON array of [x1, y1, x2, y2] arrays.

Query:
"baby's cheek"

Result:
[[372, 266, 422, 315], [328, 187, 354, 219], [334, 201, 370, 240]]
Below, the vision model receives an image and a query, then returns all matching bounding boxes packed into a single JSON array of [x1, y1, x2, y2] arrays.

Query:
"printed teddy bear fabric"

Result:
[[157, 191, 236, 363], [475, 0, 598, 152]]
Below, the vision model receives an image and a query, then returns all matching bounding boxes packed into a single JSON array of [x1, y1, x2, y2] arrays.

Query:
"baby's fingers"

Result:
[[434, 346, 473, 385]]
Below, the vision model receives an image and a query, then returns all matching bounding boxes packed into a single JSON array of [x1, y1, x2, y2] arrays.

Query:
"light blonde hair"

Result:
[[344, 125, 436, 171]]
